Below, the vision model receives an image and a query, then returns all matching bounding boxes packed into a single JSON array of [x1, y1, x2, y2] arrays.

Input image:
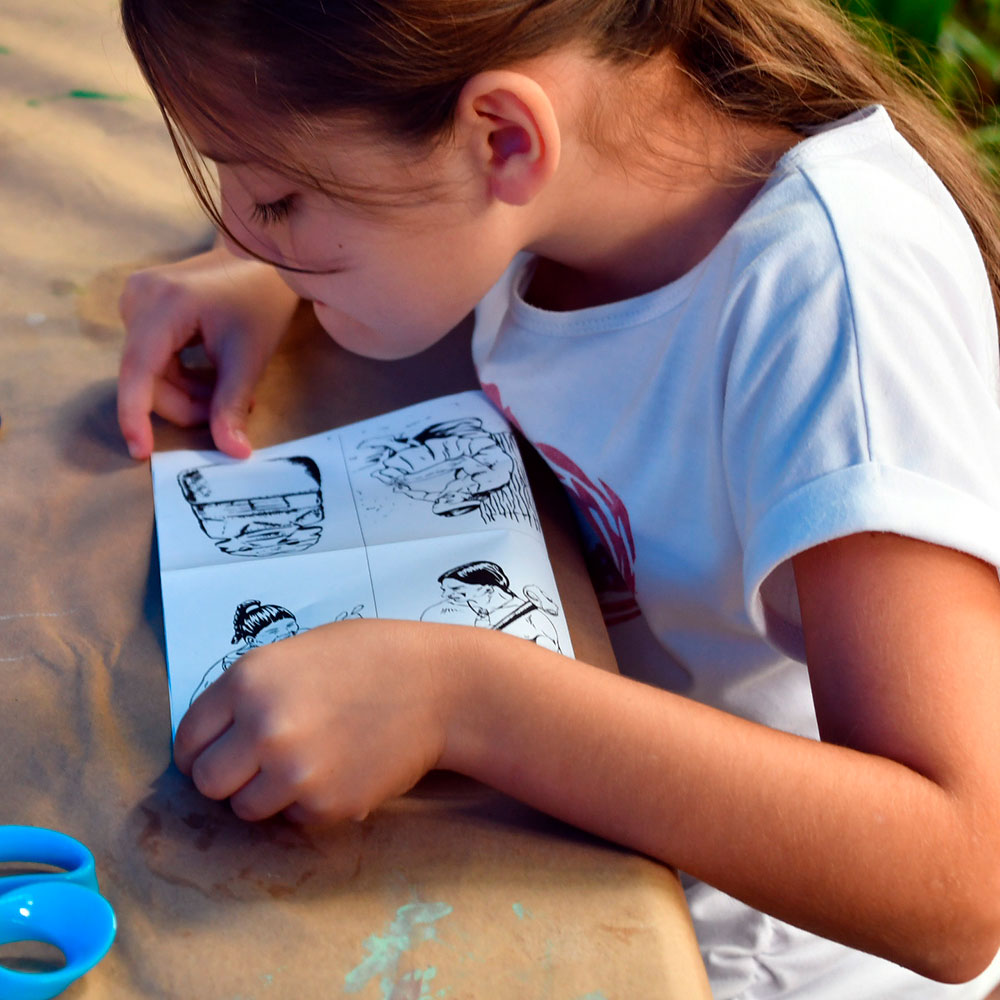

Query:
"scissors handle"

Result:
[[0, 826, 116, 1000], [0, 826, 99, 894], [0, 882, 117, 1000]]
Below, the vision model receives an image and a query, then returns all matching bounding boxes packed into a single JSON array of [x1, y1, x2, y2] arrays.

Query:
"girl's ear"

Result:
[[455, 70, 561, 206]]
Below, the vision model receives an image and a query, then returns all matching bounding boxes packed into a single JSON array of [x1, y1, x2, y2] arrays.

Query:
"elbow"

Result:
[[896, 814, 1000, 985], [919, 940, 1000, 987], [905, 887, 1000, 984]]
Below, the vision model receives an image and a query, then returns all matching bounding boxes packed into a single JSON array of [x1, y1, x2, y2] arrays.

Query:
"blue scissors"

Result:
[[0, 826, 117, 1000]]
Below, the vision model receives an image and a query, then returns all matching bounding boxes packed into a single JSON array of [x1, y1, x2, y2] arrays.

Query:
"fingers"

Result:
[[229, 769, 304, 822], [180, 711, 343, 823], [118, 373, 212, 459], [118, 278, 199, 459], [117, 258, 261, 460], [117, 346, 166, 460], [152, 378, 212, 429], [172, 620, 443, 827], [173, 678, 236, 775], [208, 333, 273, 459], [152, 356, 215, 434], [188, 725, 261, 802], [175, 660, 317, 820], [284, 801, 370, 826], [116, 250, 299, 459]]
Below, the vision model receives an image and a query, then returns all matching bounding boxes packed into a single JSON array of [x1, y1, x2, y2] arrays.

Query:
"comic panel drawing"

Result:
[[187, 597, 366, 707], [367, 531, 573, 657], [152, 429, 364, 573], [178, 455, 324, 558], [161, 548, 375, 733], [343, 391, 541, 546], [187, 598, 309, 707], [422, 560, 563, 652]]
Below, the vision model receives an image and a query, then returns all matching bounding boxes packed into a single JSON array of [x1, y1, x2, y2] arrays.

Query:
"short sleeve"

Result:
[[721, 157, 1000, 650]]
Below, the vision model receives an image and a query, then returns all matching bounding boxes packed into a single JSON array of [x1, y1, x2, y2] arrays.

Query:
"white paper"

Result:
[[151, 390, 573, 733]]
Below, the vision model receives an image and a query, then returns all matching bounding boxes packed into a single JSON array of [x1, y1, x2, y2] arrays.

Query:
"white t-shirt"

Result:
[[472, 106, 1000, 999]]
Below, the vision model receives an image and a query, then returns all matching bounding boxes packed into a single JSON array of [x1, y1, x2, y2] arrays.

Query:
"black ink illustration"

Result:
[[189, 598, 364, 706], [189, 599, 301, 705], [359, 418, 538, 529], [421, 560, 562, 652], [178, 456, 324, 557]]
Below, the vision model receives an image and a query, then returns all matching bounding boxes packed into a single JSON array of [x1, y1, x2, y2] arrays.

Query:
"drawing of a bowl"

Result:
[[177, 456, 324, 558]]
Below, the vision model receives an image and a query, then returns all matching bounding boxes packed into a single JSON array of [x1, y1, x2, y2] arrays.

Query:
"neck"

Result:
[[521, 58, 799, 310]]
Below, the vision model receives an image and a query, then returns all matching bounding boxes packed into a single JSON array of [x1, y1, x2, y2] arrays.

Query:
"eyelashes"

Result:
[[250, 194, 295, 227]]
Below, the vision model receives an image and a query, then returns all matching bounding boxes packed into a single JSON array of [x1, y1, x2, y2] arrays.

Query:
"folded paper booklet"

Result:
[[151, 389, 574, 733]]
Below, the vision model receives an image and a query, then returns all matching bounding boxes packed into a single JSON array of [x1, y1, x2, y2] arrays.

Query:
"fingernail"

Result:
[[126, 438, 144, 459]]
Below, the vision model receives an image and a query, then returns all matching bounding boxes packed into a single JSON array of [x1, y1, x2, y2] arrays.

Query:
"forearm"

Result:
[[440, 629, 1000, 981]]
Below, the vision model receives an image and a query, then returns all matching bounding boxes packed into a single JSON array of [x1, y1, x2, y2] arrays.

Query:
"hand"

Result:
[[173, 619, 462, 824], [117, 245, 300, 459]]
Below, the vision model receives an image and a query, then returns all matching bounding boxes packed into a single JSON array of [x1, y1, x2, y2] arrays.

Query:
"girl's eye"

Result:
[[250, 194, 295, 227]]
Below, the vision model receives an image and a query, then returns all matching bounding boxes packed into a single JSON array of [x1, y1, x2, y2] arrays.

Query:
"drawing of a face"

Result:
[[250, 618, 300, 645], [440, 579, 497, 618], [178, 456, 324, 558]]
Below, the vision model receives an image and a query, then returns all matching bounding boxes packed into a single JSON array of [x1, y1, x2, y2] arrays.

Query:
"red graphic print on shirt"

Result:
[[481, 382, 641, 625]]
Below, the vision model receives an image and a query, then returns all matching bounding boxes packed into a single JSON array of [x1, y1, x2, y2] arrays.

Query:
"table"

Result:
[[0, 2, 711, 996]]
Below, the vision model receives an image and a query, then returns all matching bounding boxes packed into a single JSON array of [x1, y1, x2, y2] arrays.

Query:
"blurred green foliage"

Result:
[[841, 0, 1000, 172]]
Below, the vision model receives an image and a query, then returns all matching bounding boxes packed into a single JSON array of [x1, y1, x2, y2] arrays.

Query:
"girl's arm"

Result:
[[174, 531, 1000, 983], [446, 531, 1000, 982]]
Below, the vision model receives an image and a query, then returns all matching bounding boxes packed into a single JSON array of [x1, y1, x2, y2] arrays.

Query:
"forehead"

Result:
[[187, 111, 440, 197], [259, 618, 295, 632], [169, 98, 467, 234]]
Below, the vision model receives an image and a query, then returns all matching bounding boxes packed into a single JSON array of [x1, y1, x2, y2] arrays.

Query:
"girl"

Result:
[[116, 0, 1000, 996]]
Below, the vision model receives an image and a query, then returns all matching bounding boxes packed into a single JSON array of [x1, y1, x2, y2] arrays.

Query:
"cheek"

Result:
[[218, 187, 281, 261], [306, 223, 506, 357]]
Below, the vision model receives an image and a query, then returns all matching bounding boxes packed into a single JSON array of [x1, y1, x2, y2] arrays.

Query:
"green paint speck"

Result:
[[344, 902, 452, 998], [0, 46, 10, 55], [27, 89, 127, 107], [512, 902, 532, 920], [69, 89, 126, 101], [574, 993, 610, 1000]]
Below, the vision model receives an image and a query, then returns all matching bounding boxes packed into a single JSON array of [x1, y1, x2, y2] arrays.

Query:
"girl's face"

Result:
[[212, 127, 525, 359]]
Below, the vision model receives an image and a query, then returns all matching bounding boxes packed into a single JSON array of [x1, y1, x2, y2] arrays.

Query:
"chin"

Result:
[[313, 301, 435, 361]]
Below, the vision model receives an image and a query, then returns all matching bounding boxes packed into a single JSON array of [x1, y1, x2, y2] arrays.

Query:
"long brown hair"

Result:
[[121, 0, 1000, 317]]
